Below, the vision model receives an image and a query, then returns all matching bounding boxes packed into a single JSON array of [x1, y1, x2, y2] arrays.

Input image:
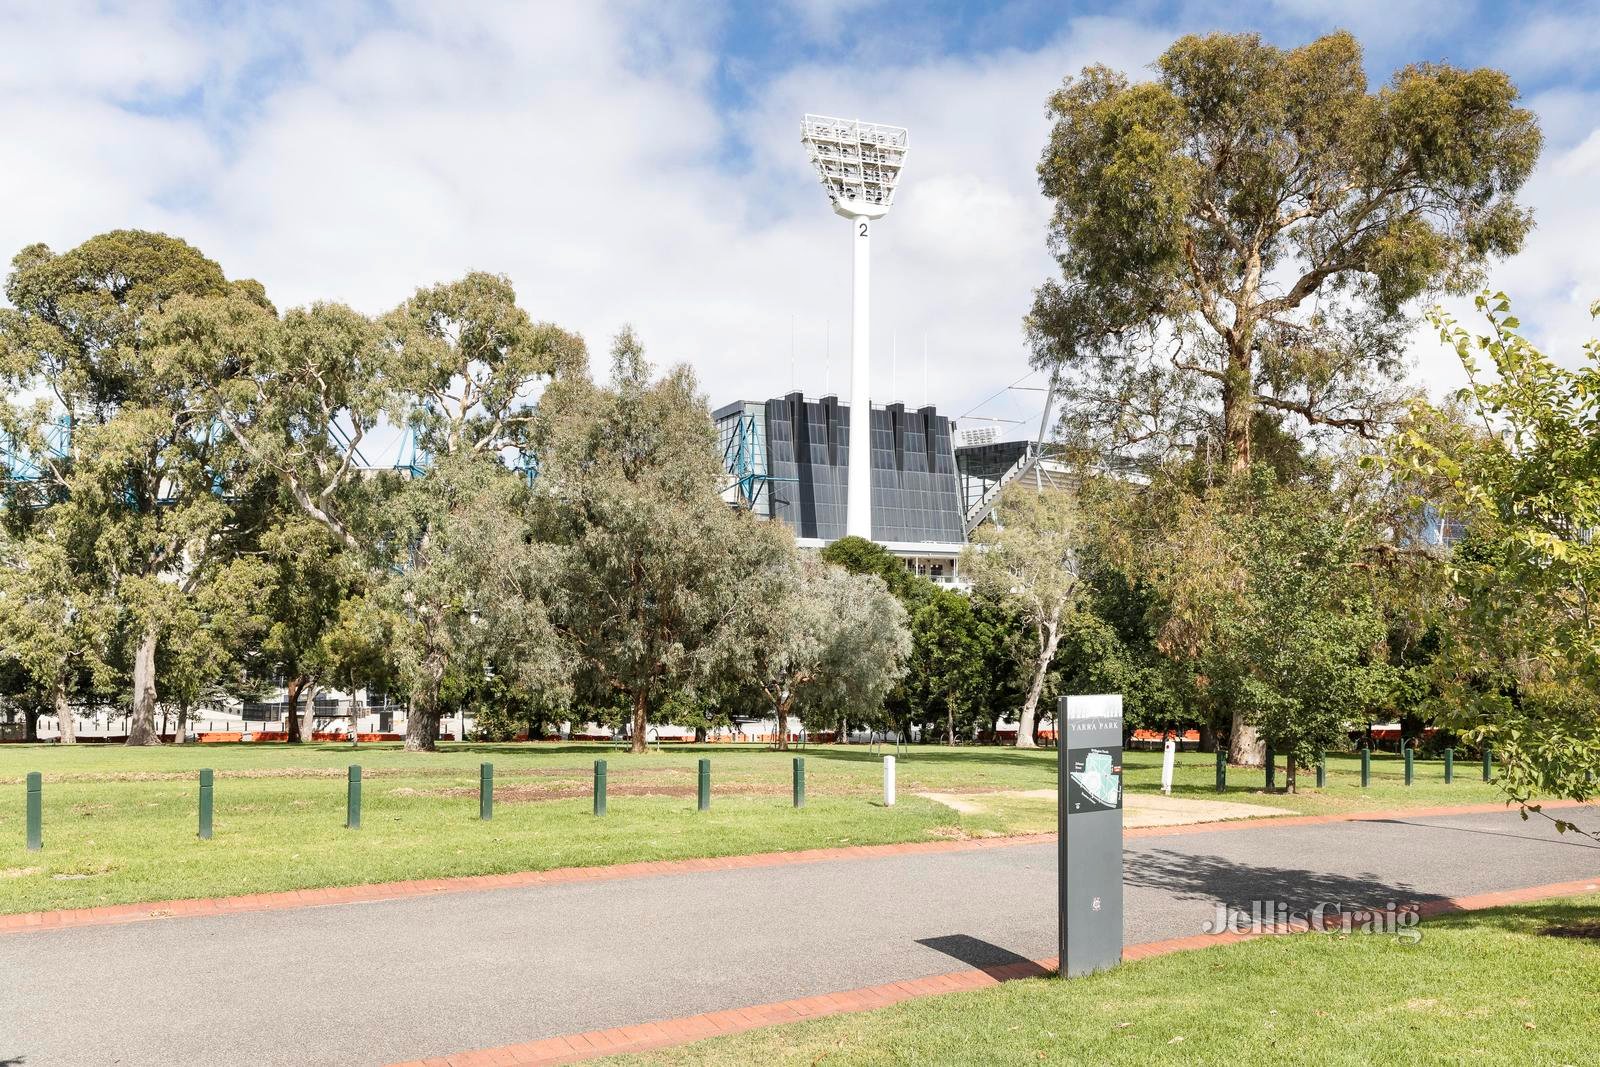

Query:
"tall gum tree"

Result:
[[1028, 31, 1540, 760], [0, 231, 268, 744], [182, 270, 583, 751]]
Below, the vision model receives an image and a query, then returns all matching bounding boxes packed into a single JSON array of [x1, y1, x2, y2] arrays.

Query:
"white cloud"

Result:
[[0, 1, 1593, 439]]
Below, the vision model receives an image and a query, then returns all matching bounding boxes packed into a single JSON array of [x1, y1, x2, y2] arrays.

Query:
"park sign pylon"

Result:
[[1058, 693, 1124, 977]]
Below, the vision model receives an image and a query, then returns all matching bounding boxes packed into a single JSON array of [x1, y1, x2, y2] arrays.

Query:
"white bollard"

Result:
[[883, 755, 897, 807], [1161, 738, 1176, 795]]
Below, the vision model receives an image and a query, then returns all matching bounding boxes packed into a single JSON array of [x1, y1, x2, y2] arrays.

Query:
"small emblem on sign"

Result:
[[1092, 897, 1102, 911]]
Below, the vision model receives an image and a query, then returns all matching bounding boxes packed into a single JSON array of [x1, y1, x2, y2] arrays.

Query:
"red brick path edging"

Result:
[[392, 874, 1600, 1067], [1, 798, 1584, 936]]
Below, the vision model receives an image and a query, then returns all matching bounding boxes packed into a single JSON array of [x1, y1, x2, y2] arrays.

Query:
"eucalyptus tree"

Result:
[[378, 452, 569, 751], [731, 554, 909, 750], [258, 513, 361, 742], [962, 487, 1085, 749], [181, 270, 584, 750], [532, 329, 791, 753], [1030, 30, 1541, 471], [821, 534, 1022, 743], [0, 531, 115, 742], [156, 552, 275, 741], [0, 231, 271, 743]]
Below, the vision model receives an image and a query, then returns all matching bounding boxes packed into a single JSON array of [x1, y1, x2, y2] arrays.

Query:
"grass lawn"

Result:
[[0, 742, 1512, 914], [610, 895, 1600, 1066]]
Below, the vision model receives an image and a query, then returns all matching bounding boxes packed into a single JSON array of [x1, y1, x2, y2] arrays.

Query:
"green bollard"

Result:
[[1215, 749, 1226, 793], [1361, 746, 1371, 788], [1316, 750, 1326, 789], [1265, 746, 1276, 791], [198, 769, 214, 840], [346, 765, 362, 829], [1482, 748, 1492, 783], [479, 762, 493, 820], [594, 759, 607, 816], [26, 772, 42, 852], [1404, 746, 1414, 786], [697, 758, 711, 812], [1444, 748, 1454, 784], [793, 757, 806, 808]]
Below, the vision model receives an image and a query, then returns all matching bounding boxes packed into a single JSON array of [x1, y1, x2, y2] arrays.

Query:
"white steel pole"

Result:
[[848, 216, 873, 539], [883, 754, 896, 806]]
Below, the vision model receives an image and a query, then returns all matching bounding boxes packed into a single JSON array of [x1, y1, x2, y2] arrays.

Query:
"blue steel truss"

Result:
[[5, 412, 541, 511], [0, 415, 72, 484], [722, 409, 771, 511]]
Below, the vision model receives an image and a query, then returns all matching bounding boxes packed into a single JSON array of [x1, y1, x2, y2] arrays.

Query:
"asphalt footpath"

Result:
[[2, 805, 1596, 1066]]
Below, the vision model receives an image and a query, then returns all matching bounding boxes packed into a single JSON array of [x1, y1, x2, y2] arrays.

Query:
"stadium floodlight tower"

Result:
[[801, 113, 908, 540]]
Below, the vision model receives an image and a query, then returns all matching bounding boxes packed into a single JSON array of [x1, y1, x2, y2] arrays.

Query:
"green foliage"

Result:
[[531, 330, 792, 752], [1090, 461, 1400, 776], [1030, 30, 1541, 470], [379, 452, 568, 750], [823, 534, 1025, 742], [962, 488, 1086, 747], [0, 231, 272, 743], [902, 589, 995, 744], [1391, 293, 1600, 823], [729, 554, 910, 745], [382, 271, 586, 458], [819, 535, 929, 604]]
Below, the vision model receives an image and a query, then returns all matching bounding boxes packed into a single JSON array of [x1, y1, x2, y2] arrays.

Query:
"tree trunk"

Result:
[[773, 699, 789, 751], [54, 675, 75, 745], [126, 619, 163, 745], [173, 701, 190, 744], [284, 675, 307, 744], [404, 701, 437, 752], [1222, 336, 1253, 473], [629, 688, 648, 755], [24, 709, 39, 743], [1285, 755, 1297, 795], [1229, 714, 1264, 766], [301, 682, 320, 740], [1197, 722, 1216, 754], [946, 703, 955, 746], [1015, 620, 1061, 750]]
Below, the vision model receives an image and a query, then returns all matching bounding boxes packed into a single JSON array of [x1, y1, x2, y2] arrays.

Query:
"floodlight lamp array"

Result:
[[801, 114, 908, 216]]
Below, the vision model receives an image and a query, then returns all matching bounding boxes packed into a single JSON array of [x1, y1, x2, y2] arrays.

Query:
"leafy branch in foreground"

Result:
[[1392, 293, 1600, 833]]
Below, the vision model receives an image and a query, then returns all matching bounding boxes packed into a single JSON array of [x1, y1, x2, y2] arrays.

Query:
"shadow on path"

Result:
[[1365, 818, 1600, 850], [1125, 848, 1445, 911], [916, 934, 1052, 979]]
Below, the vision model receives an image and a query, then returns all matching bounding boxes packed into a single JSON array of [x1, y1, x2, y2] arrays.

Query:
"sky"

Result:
[[5, 0, 1600, 446]]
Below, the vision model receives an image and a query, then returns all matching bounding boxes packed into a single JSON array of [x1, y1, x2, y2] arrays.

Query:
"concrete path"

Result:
[[916, 789, 1294, 825], [2, 806, 1596, 1066]]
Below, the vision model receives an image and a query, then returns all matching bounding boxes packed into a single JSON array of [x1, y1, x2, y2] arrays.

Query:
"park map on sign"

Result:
[[1067, 747, 1122, 812]]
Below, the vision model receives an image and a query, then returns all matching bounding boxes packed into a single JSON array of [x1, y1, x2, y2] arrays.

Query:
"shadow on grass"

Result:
[[1124, 847, 1444, 912], [1423, 896, 1600, 937]]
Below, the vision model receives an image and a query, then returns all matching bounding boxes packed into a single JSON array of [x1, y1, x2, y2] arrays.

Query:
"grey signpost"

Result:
[[1058, 693, 1124, 978]]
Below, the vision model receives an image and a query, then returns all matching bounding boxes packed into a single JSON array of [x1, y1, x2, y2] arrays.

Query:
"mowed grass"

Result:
[[610, 896, 1600, 1067], [0, 742, 1513, 914]]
